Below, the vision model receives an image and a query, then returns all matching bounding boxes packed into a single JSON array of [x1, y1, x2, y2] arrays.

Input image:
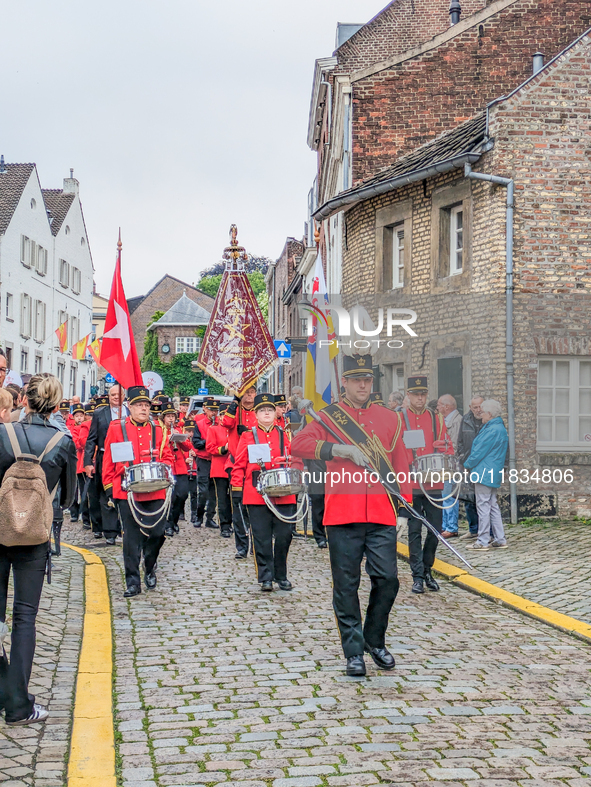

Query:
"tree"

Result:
[[197, 254, 273, 297]]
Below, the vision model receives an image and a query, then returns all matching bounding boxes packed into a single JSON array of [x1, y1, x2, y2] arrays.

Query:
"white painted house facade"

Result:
[[0, 160, 94, 398]]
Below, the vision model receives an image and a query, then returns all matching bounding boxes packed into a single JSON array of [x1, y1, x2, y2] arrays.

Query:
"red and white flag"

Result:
[[100, 237, 143, 390]]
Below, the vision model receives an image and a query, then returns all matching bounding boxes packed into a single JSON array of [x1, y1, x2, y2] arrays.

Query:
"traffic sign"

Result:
[[198, 387, 209, 395], [105, 373, 116, 384], [274, 340, 291, 359]]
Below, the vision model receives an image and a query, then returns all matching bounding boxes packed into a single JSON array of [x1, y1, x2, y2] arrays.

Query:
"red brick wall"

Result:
[[352, 0, 591, 182], [271, 238, 304, 395]]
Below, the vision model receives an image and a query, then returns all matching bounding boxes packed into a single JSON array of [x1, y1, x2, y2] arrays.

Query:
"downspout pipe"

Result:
[[464, 163, 517, 525]]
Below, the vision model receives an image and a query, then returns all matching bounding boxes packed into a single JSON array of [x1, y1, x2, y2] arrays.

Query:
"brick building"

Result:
[[128, 274, 214, 361], [307, 1, 591, 517], [147, 292, 211, 363]]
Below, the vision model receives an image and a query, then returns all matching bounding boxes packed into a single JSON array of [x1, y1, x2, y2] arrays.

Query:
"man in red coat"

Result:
[[292, 354, 412, 677], [274, 393, 288, 430], [103, 386, 174, 597], [205, 403, 233, 539], [159, 398, 191, 537], [232, 393, 298, 591], [401, 376, 453, 595], [192, 397, 218, 528]]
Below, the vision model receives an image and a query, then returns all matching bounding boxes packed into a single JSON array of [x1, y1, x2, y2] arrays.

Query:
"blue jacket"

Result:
[[464, 416, 508, 488]]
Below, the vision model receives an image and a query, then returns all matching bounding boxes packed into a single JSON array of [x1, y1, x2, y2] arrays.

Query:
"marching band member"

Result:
[[231, 393, 299, 592], [103, 386, 174, 597], [274, 394, 288, 430], [292, 354, 412, 677], [220, 385, 257, 554], [177, 396, 190, 429], [401, 376, 453, 595], [205, 403, 233, 539], [159, 398, 192, 538], [182, 418, 199, 524], [69, 403, 89, 527], [191, 397, 218, 529]]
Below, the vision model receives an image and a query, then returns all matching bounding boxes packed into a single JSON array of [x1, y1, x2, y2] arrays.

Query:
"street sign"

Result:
[[274, 340, 291, 359], [198, 387, 209, 395], [105, 373, 116, 384]]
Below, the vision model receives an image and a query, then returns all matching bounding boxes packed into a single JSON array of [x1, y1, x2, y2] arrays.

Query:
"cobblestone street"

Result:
[[64, 519, 591, 787]]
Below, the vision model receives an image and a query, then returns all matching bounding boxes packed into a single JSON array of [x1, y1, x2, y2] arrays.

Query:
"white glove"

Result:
[[332, 443, 367, 467], [296, 398, 313, 415], [397, 514, 408, 528]]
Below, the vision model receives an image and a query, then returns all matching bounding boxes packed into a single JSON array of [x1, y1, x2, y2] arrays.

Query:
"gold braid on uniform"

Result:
[[387, 413, 403, 453]]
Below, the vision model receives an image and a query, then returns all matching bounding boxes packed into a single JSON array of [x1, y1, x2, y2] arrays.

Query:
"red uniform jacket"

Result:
[[291, 401, 411, 526], [206, 423, 231, 478], [275, 415, 286, 430], [162, 426, 192, 475], [220, 405, 258, 468], [103, 418, 174, 501], [71, 420, 91, 474], [193, 413, 215, 460], [401, 407, 453, 491], [231, 425, 300, 506]]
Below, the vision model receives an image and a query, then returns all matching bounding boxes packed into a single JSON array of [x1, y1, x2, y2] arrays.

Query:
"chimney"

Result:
[[63, 168, 79, 195], [533, 52, 544, 74], [449, 0, 461, 25], [0, 155, 6, 175]]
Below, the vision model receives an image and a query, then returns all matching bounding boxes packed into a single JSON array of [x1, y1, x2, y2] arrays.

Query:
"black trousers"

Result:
[[70, 474, 81, 521], [71, 474, 90, 526], [213, 477, 232, 532], [247, 504, 294, 583], [310, 494, 327, 544], [171, 475, 189, 526], [188, 475, 198, 520], [87, 472, 102, 532], [327, 523, 399, 659], [0, 542, 48, 722], [231, 495, 250, 554], [197, 459, 216, 525], [118, 499, 166, 590], [407, 491, 443, 580]]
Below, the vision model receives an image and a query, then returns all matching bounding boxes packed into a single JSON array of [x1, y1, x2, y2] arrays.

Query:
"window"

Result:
[[65, 225, 70, 235], [538, 358, 591, 450], [69, 364, 77, 398], [20, 348, 28, 374], [392, 224, 405, 288], [30, 198, 36, 209], [449, 205, 463, 274], [69, 315, 79, 347], [34, 353, 42, 374], [36, 246, 48, 276], [4, 345, 13, 370], [20, 294, 32, 339], [20, 235, 30, 267], [34, 300, 46, 342], [5, 293, 13, 322], [71, 267, 81, 294], [59, 259, 70, 288], [57, 361, 65, 385], [175, 336, 201, 354]]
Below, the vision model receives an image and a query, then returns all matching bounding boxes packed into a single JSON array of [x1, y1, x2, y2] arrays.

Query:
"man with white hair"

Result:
[[463, 399, 508, 549], [436, 394, 462, 538]]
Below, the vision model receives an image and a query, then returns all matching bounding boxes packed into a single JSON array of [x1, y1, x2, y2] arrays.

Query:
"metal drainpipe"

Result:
[[464, 163, 518, 524]]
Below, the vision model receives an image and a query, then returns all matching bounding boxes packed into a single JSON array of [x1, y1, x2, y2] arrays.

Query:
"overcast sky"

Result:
[[2, 0, 387, 297]]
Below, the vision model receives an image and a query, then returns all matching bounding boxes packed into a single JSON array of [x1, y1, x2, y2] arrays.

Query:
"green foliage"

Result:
[[257, 289, 269, 320], [196, 274, 222, 298], [247, 270, 266, 297]]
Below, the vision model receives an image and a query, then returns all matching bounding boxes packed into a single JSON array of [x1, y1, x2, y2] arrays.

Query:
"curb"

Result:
[[396, 542, 591, 644], [64, 544, 116, 787]]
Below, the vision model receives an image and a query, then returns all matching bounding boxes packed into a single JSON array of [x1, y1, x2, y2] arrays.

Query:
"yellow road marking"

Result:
[[64, 543, 116, 787], [397, 541, 591, 643]]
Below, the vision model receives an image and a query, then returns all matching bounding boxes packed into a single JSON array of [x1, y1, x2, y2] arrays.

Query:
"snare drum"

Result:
[[411, 453, 460, 483], [257, 467, 307, 497], [122, 462, 175, 494]]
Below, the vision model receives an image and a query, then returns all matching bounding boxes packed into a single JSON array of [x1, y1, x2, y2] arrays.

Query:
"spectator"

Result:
[[457, 397, 484, 539], [388, 391, 404, 410], [0, 390, 13, 424], [0, 354, 7, 389], [0, 373, 77, 725], [436, 395, 463, 538], [464, 399, 508, 550]]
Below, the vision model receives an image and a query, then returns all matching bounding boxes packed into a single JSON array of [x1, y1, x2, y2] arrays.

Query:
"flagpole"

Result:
[[115, 229, 122, 419]]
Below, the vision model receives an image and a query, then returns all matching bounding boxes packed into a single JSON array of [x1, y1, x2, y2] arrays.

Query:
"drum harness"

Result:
[[402, 408, 461, 511], [251, 426, 309, 525], [120, 418, 174, 532]]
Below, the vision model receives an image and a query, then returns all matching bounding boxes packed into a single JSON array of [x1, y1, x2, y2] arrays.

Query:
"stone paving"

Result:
[[64, 517, 591, 787], [398, 519, 591, 624], [0, 546, 84, 787]]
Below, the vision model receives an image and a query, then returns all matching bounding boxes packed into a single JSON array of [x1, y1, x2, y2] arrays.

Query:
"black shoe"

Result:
[[235, 550, 247, 559], [93, 532, 103, 539], [105, 537, 116, 546], [165, 527, 174, 537], [346, 655, 366, 677], [193, 521, 202, 528], [123, 585, 141, 598], [317, 539, 328, 549], [412, 579, 425, 594], [365, 645, 396, 670], [205, 521, 219, 529], [70, 518, 79, 524], [178, 513, 185, 521], [291, 530, 304, 539], [144, 572, 157, 590], [425, 570, 440, 592], [221, 529, 232, 538], [261, 581, 273, 592], [82, 523, 91, 530], [276, 579, 292, 591], [173, 523, 180, 533]]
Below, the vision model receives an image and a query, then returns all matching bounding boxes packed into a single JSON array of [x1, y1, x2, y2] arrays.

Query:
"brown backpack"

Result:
[[0, 422, 64, 547]]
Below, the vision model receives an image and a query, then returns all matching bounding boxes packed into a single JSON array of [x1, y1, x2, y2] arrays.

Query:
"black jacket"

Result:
[[0, 414, 77, 509], [83, 406, 113, 470], [457, 411, 483, 464]]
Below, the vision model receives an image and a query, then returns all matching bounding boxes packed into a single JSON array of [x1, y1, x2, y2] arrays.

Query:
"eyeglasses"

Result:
[[0, 367, 9, 374]]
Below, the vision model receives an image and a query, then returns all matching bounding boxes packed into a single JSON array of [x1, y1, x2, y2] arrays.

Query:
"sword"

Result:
[[298, 399, 473, 571]]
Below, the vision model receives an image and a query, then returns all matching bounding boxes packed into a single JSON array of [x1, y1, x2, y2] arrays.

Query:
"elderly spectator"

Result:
[[464, 399, 508, 550], [457, 397, 484, 539], [437, 395, 463, 538], [388, 391, 404, 410]]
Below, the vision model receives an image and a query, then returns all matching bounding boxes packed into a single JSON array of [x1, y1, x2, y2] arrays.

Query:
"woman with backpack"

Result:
[[0, 373, 77, 726]]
